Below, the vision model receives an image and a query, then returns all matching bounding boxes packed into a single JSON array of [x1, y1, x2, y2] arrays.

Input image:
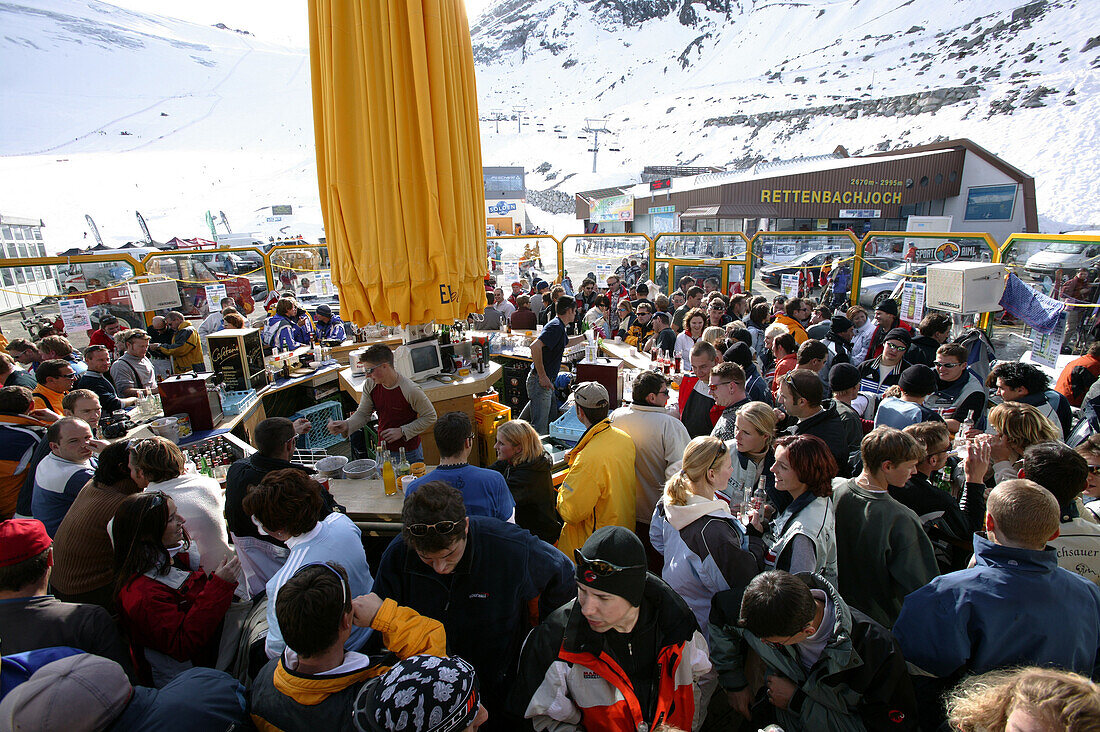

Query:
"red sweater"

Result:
[[117, 558, 236, 684]]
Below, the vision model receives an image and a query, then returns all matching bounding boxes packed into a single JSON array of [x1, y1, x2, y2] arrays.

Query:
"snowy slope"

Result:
[[0, 0, 318, 248], [1, 0, 1099, 252], [472, 0, 1100, 231]]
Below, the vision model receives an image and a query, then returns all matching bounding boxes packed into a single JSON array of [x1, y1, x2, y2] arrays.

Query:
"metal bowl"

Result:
[[315, 455, 349, 478], [343, 459, 377, 480]]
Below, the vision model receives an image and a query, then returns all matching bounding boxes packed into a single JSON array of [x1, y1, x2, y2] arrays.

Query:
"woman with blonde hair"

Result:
[[947, 667, 1100, 732], [489, 419, 560, 544], [701, 325, 725, 346], [727, 401, 780, 506], [987, 401, 1060, 483], [650, 436, 764, 636]]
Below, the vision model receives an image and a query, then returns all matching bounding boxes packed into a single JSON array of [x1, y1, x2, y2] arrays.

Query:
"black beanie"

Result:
[[830, 315, 853, 333], [876, 298, 899, 317], [829, 362, 861, 392], [724, 341, 754, 371], [884, 327, 912, 347], [899, 364, 937, 396], [575, 526, 647, 607]]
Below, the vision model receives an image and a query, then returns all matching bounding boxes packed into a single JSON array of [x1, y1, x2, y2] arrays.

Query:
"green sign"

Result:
[[648, 205, 675, 214]]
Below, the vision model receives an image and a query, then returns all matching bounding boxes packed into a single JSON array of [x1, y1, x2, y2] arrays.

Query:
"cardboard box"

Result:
[[926, 262, 1006, 314]]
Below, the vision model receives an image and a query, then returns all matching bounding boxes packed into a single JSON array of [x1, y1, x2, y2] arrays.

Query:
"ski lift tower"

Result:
[[582, 118, 612, 174]]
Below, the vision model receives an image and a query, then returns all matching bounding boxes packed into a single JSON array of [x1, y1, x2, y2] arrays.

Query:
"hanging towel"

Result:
[[999, 273, 1066, 334]]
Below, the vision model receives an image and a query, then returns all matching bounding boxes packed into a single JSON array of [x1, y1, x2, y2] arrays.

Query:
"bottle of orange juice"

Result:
[[380, 440, 398, 496]]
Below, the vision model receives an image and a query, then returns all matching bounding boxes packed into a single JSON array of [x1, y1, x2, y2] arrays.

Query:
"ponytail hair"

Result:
[[664, 436, 729, 506]]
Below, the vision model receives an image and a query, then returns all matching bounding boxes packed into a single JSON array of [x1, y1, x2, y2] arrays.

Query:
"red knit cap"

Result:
[[0, 519, 52, 567]]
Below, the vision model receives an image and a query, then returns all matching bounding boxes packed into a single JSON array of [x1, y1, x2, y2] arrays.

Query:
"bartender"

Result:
[[326, 344, 437, 463]]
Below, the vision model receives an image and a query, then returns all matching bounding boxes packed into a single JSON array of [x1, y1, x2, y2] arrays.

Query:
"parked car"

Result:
[[758, 249, 854, 288], [1024, 237, 1100, 279], [859, 262, 929, 307]]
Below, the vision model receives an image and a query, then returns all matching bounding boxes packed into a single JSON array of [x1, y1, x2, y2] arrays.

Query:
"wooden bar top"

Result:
[[338, 361, 503, 404], [329, 477, 406, 522]]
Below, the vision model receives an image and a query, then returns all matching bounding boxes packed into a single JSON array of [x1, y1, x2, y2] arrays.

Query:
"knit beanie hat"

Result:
[[574, 526, 647, 607], [352, 655, 480, 732], [829, 363, 861, 392], [723, 341, 754, 371], [876, 298, 899, 316], [830, 315, 853, 333], [899, 364, 937, 396], [884, 327, 912, 348]]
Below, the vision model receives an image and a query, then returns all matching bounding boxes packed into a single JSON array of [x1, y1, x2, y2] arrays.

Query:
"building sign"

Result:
[[761, 190, 903, 205], [590, 194, 634, 223], [648, 205, 675, 214], [650, 178, 672, 191], [652, 213, 677, 234], [487, 200, 518, 216], [271, 205, 293, 216], [964, 184, 1017, 221], [911, 241, 983, 262], [839, 209, 882, 218]]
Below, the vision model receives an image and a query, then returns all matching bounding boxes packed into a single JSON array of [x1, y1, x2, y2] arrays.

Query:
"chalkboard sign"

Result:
[[208, 328, 266, 391]]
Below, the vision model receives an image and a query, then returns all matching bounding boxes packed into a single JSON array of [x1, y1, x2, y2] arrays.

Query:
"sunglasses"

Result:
[[297, 561, 349, 605], [407, 520, 462, 537], [58, 372, 77, 379], [1089, 465, 1100, 476], [708, 381, 732, 393], [658, 389, 670, 397], [885, 342, 908, 352], [933, 362, 963, 369], [574, 549, 645, 577]]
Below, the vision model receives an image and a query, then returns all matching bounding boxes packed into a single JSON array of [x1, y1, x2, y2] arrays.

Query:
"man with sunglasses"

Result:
[[709, 362, 751, 443], [857, 328, 912, 396], [31, 359, 76, 416], [709, 570, 916, 730], [610, 372, 689, 548], [624, 301, 655, 349], [924, 343, 987, 432], [773, 298, 810, 345], [374, 481, 573, 729], [329, 344, 437, 464], [866, 298, 911, 361], [512, 526, 712, 732]]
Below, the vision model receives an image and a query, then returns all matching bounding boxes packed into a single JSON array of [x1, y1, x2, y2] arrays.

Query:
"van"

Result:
[[1024, 233, 1100, 278]]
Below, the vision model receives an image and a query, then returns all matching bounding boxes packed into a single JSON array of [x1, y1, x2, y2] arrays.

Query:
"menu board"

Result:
[[59, 298, 92, 331], [208, 328, 266, 391], [781, 274, 799, 299]]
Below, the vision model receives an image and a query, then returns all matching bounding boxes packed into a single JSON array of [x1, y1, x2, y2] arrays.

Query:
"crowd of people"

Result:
[[3, 269, 1100, 732]]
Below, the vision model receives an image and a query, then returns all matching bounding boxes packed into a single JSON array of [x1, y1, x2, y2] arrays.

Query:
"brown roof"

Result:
[[680, 203, 779, 218]]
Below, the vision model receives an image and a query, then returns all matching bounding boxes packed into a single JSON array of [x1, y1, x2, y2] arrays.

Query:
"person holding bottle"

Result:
[[744, 434, 839, 586]]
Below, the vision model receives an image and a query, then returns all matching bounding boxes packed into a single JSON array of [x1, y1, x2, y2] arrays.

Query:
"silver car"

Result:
[[859, 262, 929, 307]]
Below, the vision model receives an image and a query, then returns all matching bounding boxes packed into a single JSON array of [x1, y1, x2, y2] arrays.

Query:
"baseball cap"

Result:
[[574, 382, 609, 409], [0, 519, 51, 567], [0, 654, 132, 732]]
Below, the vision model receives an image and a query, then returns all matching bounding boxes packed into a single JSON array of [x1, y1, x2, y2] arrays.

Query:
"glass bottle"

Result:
[[397, 447, 411, 477], [381, 441, 398, 496]]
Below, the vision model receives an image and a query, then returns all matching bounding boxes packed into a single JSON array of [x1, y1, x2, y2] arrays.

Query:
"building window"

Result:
[[36, 243, 45, 257], [33, 227, 42, 240], [919, 176, 929, 187], [13, 227, 24, 240], [14, 269, 25, 285], [935, 173, 943, 185], [964, 184, 1017, 221], [905, 179, 914, 189], [929, 199, 946, 216], [1, 270, 11, 286], [5, 245, 15, 258]]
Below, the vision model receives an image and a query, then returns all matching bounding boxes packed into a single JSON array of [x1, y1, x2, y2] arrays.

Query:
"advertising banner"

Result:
[[590, 195, 634, 223], [1030, 312, 1067, 369], [900, 281, 926, 325], [204, 283, 227, 307], [781, 274, 799, 298]]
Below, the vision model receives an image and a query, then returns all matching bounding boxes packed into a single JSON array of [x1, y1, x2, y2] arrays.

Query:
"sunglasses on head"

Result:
[[574, 549, 645, 577], [406, 520, 463, 537]]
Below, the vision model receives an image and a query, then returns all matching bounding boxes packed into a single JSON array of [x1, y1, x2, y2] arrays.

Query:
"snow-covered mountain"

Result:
[[471, 0, 1100, 232], [1, 0, 1098, 250]]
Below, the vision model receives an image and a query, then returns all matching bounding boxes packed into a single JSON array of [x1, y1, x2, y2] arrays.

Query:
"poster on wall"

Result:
[[781, 274, 799, 298], [596, 263, 614, 287], [204, 283, 227, 307], [900, 282, 926, 325], [59, 298, 91, 332], [590, 195, 634, 223], [1030, 312, 1067, 370]]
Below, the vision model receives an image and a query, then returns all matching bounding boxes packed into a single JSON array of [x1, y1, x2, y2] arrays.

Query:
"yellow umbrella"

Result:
[[309, 0, 487, 326]]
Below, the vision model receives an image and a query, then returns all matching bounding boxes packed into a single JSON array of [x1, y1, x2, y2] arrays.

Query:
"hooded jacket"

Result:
[[906, 335, 938, 367], [894, 535, 1100, 680], [511, 574, 713, 732], [709, 573, 918, 732], [774, 314, 809, 344], [489, 453, 562, 544], [556, 419, 638, 558], [249, 599, 446, 732], [650, 495, 765, 636], [0, 411, 47, 518], [790, 404, 855, 479]]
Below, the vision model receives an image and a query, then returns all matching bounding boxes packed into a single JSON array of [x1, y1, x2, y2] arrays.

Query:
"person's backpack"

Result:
[[953, 328, 996, 385], [1069, 365, 1100, 404]]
